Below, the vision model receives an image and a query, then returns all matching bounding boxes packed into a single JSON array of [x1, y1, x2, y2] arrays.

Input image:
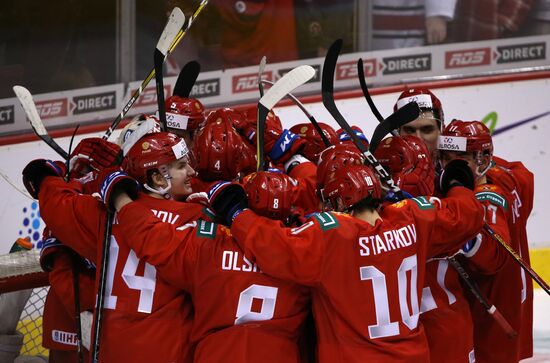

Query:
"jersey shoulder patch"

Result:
[[312, 212, 340, 231], [410, 196, 434, 210], [196, 219, 217, 239], [475, 190, 508, 211]]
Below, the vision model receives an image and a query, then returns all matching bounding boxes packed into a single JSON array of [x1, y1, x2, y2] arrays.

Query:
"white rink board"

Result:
[[0, 76, 549, 253]]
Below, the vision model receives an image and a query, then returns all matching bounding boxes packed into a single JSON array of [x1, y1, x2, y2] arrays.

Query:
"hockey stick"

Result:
[[173, 60, 201, 98], [356, 58, 419, 152], [154, 8, 186, 132], [357, 58, 389, 127], [13, 86, 70, 160], [321, 39, 404, 196], [258, 56, 267, 97], [368, 103, 419, 153], [262, 79, 331, 147], [91, 210, 114, 363], [483, 223, 550, 295], [102, 0, 209, 140], [70, 252, 84, 363], [447, 256, 517, 338], [257, 65, 316, 171]]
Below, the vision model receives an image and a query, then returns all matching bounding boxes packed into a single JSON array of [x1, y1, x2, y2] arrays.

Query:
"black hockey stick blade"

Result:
[[321, 39, 402, 195], [173, 60, 201, 98], [258, 56, 267, 97], [154, 49, 168, 131], [368, 102, 420, 153], [262, 79, 331, 147], [257, 65, 316, 170], [13, 86, 70, 160], [357, 58, 386, 124]]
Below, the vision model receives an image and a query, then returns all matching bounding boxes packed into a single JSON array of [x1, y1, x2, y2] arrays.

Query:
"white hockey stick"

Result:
[[154, 7, 186, 131], [262, 79, 331, 147], [256, 65, 316, 170], [13, 86, 69, 160], [258, 56, 267, 97], [103, 0, 210, 140]]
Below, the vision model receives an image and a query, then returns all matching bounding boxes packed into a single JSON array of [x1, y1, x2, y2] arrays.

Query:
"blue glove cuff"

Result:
[[339, 130, 369, 143], [267, 129, 299, 161]]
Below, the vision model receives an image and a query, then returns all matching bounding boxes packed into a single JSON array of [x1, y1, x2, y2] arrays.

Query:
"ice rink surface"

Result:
[[524, 290, 550, 362]]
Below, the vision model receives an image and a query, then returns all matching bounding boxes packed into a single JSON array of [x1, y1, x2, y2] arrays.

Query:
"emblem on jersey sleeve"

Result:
[[475, 191, 508, 211], [410, 196, 434, 210], [313, 212, 339, 231], [196, 220, 217, 239]]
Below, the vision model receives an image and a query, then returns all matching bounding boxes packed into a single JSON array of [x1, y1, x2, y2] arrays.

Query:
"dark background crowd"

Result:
[[0, 0, 547, 98]]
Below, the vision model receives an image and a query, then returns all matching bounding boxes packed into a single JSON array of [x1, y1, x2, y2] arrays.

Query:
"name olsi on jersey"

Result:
[[222, 250, 261, 273], [358, 224, 417, 257]]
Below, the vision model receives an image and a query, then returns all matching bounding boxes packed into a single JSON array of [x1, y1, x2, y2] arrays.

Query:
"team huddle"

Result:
[[21, 87, 534, 363]]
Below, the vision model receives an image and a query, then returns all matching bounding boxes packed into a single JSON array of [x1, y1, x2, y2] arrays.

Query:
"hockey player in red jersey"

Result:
[[374, 133, 478, 362], [395, 87, 445, 156], [103, 170, 311, 363], [22, 132, 206, 363], [206, 160, 484, 363], [38, 137, 120, 363], [439, 120, 531, 363], [289, 122, 339, 164], [165, 95, 206, 147], [486, 155, 534, 361]]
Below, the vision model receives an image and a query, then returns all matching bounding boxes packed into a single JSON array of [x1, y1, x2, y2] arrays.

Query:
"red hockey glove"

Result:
[[39, 227, 64, 272], [397, 154, 435, 197], [22, 159, 66, 199], [207, 181, 248, 226], [69, 138, 122, 177], [98, 168, 140, 211]]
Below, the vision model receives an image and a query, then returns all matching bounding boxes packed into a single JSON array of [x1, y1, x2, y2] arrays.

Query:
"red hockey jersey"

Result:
[[474, 157, 535, 362], [420, 183, 511, 363], [115, 202, 311, 363], [38, 177, 207, 363], [231, 187, 484, 363]]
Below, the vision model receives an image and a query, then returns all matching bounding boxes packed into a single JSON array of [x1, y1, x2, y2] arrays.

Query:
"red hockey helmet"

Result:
[[336, 125, 370, 149], [316, 143, 364, 188], [165, 95, 206, 131], [394, 88, 444, 129], [321, 165, 382, 212], [289, 123, 338, 163], [439, 120, 493, 156], [193, 115, 256, 181], [373, 135, 426, 175], [124, 132, 189, 185], [243, 171, 296, 220]]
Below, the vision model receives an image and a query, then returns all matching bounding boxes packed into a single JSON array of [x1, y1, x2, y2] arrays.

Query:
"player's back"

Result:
[[310, 209, 431, 362], [99, 194, 205, 363], [182, 222, 310, 363], [230, 187, 484, 363]]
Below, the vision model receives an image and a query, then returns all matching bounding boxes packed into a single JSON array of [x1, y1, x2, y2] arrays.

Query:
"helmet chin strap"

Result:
[[474, 153, 491, 179], [143, 165, 173, 199]]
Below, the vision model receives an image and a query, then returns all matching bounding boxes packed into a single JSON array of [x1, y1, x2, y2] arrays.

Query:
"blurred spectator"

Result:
[[372, 0, 457, 50], [451, 0, 534, 41], [210, 0, 299, 68], [294, 0, 355, 58], [522, 0, 550, 35]]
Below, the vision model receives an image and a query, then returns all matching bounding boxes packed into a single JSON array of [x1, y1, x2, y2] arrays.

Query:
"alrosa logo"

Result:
[[336, 59, 376, 80], [36, 99, 68, 119], [233, 71, 272, 93], [446, 48, 491, 68]]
